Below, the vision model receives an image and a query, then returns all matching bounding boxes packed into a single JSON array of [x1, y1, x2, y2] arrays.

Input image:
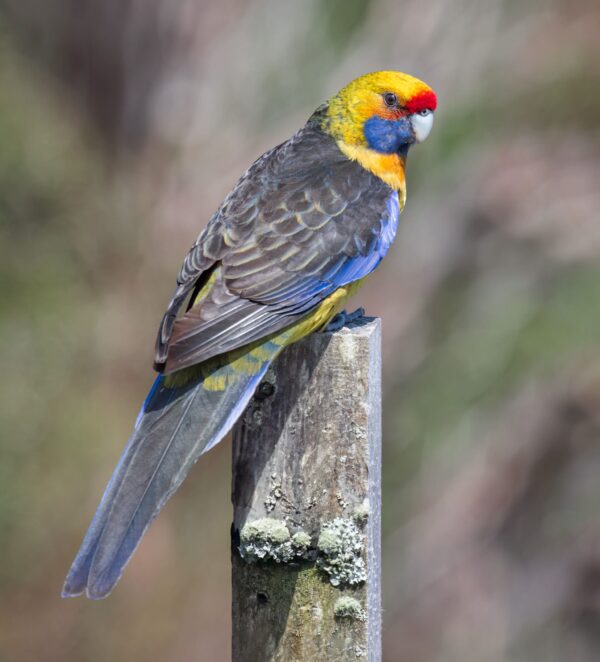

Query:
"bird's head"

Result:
[[322, 70, 437, 154], [314, 71, 437, 192]]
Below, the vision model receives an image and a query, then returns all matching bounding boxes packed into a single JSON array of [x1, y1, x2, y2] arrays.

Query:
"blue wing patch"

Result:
[[269, 191, 400, 314]]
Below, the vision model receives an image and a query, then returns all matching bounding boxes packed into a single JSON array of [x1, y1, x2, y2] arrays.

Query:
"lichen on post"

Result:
[[232, 317, 382, 661]]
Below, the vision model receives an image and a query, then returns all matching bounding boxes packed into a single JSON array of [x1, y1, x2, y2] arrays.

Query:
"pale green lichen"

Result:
[[292, 531, 311, 548], [334, 596, 366, 621], [239, 518, 311, 563], [317, 518, 367, 586], [353, 502, 370, 526]]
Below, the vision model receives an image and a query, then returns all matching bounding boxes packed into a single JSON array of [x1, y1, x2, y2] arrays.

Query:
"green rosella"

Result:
[[63, 70, 437, 599]]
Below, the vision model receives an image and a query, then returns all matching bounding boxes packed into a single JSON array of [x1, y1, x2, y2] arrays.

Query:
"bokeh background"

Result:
[[1, 0, 599, 660]]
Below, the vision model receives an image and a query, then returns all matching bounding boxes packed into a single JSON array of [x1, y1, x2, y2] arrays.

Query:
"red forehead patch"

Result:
[[406, 89, 437, 114]]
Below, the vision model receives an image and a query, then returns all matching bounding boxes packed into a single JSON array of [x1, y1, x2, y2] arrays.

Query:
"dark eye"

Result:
[[418, 109, 431, 116], [383, 92, 398, 107]]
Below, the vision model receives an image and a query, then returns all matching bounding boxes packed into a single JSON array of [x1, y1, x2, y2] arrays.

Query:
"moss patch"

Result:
[[334, 596, 366, 621]]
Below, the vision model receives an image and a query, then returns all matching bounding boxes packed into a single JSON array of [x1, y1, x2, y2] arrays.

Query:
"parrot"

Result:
[[62, 70, 437, 599]]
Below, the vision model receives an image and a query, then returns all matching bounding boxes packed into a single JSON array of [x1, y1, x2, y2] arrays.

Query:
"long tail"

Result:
[[62, 350, 276, 599]]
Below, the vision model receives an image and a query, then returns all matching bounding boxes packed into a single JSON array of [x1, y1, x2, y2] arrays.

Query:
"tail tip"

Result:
[[61, 577, 114, 600], [61, 579, 83, 599]]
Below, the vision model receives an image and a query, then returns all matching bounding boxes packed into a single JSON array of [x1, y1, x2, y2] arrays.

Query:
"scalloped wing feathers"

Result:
[[155, 125, 398, 373]]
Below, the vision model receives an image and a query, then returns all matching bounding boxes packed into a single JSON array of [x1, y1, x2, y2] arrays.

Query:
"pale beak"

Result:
[[411, 111, 434, 143]]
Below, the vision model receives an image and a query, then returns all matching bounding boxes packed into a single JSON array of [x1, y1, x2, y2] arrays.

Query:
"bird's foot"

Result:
[[323, 307, 365, 332]]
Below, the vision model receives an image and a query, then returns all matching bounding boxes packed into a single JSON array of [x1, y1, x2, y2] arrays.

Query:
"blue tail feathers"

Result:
[[62, 361, 271, 599]]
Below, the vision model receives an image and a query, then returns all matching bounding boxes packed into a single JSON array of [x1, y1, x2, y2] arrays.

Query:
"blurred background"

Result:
[[0, 0, 599, 660]]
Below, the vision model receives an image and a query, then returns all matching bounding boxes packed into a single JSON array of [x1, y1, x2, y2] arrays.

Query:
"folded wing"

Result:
[[155, 125, 399, 374]]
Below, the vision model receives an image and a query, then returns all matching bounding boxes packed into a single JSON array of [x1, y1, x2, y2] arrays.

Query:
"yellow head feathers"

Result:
[[325, 71, 437, 146], [317, 71, 437, 192]]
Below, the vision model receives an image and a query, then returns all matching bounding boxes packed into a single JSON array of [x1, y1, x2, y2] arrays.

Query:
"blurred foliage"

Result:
[[0, 0, 599, 661]]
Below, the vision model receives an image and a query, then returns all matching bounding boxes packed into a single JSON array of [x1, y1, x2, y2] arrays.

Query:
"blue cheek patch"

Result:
[[364, 116, 414, 154]]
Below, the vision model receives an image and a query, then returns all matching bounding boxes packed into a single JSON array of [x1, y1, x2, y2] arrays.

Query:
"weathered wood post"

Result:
[[232, 317, 381, 661]]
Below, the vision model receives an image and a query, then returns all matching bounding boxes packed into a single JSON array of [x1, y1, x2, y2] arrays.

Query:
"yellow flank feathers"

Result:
[[189, 269, 219, 309], [282, 277, 366, 343]]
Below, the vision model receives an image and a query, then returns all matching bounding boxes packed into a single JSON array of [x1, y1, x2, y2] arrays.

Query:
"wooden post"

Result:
[[232, 317, 381, 661]]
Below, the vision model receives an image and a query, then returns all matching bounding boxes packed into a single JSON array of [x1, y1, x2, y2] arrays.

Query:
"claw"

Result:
[[323, 307, 365, 332]]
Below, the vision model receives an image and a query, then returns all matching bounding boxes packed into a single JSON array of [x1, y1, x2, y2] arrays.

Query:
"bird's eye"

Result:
[[383, 92, 398, 107], [418, 109, 431, 117]]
